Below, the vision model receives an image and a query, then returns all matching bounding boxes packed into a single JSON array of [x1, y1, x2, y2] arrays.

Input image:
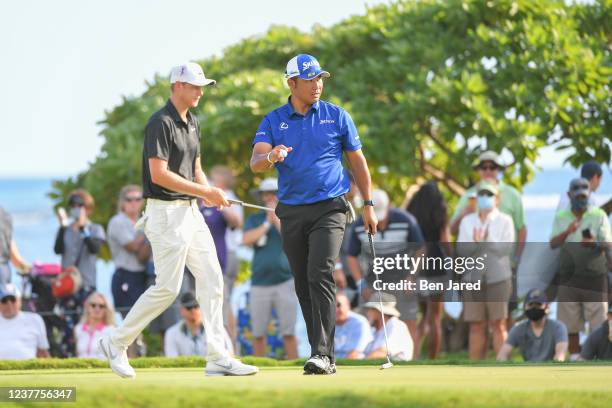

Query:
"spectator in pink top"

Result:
[[74, 292, 116, 359]]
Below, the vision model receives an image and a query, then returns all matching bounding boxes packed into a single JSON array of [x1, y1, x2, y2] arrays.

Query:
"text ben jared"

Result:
[[371, 254, 486, 292]]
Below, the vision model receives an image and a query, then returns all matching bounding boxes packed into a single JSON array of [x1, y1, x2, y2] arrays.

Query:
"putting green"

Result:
[[1, 365, 611, 407]]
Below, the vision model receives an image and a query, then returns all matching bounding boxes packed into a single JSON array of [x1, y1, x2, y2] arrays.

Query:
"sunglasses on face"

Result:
[[478, 191, 495, 197], [125, 196, 143, 203], [89, 303, 106, 309], [1, 296, 16, 304], [478, 165, 499, 171]]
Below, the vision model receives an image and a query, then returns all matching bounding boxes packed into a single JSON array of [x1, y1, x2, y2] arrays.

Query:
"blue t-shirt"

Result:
[[335, 311, 373, 358], [244, 212, 293, 286], [253, 97, 362, 205]]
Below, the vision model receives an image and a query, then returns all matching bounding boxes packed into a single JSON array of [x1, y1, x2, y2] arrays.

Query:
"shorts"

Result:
[[391, 290, 418, 321], [463, 279, 511, 322], [111, 268, 148, 317], [557, 286, 608, 334], [0, 263, 10, 285], [250, 279, 297, 337]]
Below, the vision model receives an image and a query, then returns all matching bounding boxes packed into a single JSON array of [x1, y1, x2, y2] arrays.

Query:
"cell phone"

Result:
[[582, 228, 593, 239]]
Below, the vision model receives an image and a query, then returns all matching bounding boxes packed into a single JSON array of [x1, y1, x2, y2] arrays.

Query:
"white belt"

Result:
[[146, 198, 197, 207]]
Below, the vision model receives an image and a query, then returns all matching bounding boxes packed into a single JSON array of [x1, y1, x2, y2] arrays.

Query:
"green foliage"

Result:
[[51, 0, 611, 228]]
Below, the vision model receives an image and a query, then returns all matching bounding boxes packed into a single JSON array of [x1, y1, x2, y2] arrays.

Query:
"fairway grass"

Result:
[[1, 365, 611, 408]]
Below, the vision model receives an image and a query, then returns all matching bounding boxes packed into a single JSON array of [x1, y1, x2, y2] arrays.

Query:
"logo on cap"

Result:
[[285, 54, 330, 80]]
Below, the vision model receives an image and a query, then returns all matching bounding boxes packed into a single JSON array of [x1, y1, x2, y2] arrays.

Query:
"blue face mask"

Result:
[[477, 195, 495, 210]]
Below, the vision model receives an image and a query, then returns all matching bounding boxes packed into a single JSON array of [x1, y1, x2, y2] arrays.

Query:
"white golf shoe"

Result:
[[99, 335, 136, 379], [205, 358, 259, 376]]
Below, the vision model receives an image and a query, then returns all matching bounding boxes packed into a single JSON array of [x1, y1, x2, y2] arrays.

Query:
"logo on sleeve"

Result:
[[279, 122, 289, 130]]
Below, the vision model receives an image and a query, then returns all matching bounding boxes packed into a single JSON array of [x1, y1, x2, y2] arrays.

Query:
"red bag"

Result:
[[52, 266, 83, 298]]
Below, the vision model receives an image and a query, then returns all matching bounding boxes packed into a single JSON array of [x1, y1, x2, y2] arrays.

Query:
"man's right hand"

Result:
[[200, 186, 230, 209], [269, 145, 293, 163], [566, 220, 579, 235]]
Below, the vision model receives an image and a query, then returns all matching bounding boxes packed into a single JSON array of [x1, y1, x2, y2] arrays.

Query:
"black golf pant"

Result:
[[276, 196, 348, 361]]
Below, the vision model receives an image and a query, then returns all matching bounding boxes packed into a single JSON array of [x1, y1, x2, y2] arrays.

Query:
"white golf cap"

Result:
[[0, 283, 21, 300], [258, 178, 278, 192], [170, 62, 216, 87], [372, 189, 390, 221]]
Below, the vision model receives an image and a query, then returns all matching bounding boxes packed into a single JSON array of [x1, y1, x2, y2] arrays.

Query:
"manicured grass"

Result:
[[1, 365, 611, 407]]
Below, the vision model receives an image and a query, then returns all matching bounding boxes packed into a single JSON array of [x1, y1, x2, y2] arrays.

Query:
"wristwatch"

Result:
[[363, 200, 374, 207]]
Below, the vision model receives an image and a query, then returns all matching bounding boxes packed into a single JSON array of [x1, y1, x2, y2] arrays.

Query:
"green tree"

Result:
[[52, 0, 611, 231]]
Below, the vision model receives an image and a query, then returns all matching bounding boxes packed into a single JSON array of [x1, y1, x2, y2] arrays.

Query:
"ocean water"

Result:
[[1, 169, 610, 355]]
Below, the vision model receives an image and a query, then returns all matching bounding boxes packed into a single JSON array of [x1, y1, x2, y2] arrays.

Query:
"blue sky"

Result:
[[0, 0, 570, 178]]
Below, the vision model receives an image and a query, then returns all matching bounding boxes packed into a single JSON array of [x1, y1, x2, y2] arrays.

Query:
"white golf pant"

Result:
[[111, 198, 228, 361]]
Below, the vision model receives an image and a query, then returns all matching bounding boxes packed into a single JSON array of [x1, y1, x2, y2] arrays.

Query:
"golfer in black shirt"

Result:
[[100, 62, 257, 378]]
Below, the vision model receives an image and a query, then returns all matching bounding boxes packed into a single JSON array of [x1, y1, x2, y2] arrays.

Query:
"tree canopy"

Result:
[[51, 0, 611, 228]]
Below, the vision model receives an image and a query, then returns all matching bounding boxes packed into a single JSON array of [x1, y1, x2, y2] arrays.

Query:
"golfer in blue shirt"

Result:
[[250, 54, 377, 374]]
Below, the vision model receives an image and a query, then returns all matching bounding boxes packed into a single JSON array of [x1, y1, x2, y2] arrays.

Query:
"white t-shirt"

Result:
[[164, 321, 234, 357], [0, 312, 49, 360], [74, 323, 114, 359], [457, 208, 515, 284], [364, 317, 413, 361]]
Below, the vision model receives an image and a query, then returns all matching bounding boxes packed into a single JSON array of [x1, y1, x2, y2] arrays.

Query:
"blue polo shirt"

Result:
[[253, 97, 362, 205]]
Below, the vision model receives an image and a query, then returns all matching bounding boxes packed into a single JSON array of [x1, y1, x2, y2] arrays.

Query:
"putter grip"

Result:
[[368, 232, 376, 258]]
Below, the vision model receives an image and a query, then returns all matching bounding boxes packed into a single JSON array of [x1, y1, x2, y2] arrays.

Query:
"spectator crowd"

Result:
[[1, 155, 610, 363]]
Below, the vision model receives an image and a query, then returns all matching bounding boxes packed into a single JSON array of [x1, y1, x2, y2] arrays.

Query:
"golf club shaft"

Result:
[[368, 231, 393, 367], [228, 199, 274, 212]]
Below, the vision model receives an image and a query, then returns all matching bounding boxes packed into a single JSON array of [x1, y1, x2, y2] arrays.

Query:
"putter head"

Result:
[[380, 361, 393, 370]]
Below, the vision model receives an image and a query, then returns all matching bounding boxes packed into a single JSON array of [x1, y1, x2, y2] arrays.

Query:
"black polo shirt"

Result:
[[142, 100, 201, 201]]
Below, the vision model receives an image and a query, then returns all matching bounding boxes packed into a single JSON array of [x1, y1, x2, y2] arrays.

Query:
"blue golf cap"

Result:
[[284, 54, 330, 80]]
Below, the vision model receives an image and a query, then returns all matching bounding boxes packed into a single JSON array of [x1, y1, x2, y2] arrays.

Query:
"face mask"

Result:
[[69, 207, 82, 220], [477, 195, 495, 210], [525, 308, 546, 321], [570, 196, 588, 211]]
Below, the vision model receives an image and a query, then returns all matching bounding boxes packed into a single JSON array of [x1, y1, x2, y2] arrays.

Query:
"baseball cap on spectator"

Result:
[[524, 288, 548, 306], [568, 178, 590, 198], [180, 292, 199, 309], [0, 284, 21, 301], [362, 293, 401, 317], [258, 178, 278, 193], [170, 62, 216, 87], [284, 54, 330, 81], [477, 180, 499, 196], [68, 194, 86, 207], [580, 161, 602, 181], [474, 151, 505, 169]]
